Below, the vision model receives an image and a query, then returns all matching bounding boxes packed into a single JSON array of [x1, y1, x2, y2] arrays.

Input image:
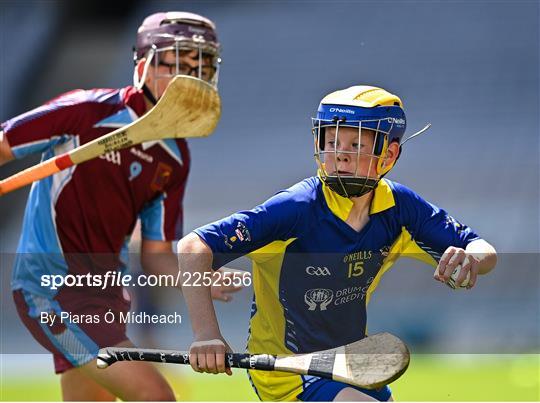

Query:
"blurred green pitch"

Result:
[[1, 355, 538, 401]]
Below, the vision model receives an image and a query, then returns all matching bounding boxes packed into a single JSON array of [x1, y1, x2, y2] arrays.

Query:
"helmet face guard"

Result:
[[313, 103, 406, 198], [134, 12, 221, 92], [147, 39, 220, 88]]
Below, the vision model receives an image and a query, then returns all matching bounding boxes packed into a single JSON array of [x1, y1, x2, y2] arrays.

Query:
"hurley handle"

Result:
[[97, 347, 276, 371]]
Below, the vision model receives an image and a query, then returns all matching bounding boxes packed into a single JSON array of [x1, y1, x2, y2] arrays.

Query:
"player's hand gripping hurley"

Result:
[[97, 332, 409, 390], [0, 76, 221, 196]]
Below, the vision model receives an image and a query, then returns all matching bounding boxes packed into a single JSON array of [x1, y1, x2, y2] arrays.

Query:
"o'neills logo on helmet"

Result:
[[329, 107, 355, 114], [388, 117, 405, 125]]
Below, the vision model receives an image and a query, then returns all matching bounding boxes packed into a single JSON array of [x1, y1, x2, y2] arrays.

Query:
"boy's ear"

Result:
[[386, 141, 401, 164], [136, 58, 146, 79], [377, 140, 401, 175]]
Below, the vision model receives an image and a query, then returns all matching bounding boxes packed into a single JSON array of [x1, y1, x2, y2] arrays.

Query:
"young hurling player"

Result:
[[177, 85, 497, 401], [0, 12, 238, 401]]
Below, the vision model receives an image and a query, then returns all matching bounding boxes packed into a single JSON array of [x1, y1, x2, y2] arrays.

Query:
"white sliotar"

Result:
[[446, 264, 470, 289]]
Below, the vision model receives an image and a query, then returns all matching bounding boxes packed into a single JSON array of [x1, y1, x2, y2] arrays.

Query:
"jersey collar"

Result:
[[370, 179, 395, 214], [321, 178, 395, 221]]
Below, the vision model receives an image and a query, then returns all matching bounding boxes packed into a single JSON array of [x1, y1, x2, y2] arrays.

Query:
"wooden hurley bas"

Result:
[[0, 76, 221, 196], [97, 332, 410, 390]]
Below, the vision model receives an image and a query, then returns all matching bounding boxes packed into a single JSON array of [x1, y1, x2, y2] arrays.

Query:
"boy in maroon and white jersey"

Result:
[[0, 11, 237, 401]]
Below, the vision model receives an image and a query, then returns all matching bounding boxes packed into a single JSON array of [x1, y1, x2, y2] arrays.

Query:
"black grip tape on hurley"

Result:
[[228, 353, 276, 370]]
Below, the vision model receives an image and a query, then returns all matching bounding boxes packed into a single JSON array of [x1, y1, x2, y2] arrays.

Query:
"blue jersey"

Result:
[[194, 177, 480, 400]]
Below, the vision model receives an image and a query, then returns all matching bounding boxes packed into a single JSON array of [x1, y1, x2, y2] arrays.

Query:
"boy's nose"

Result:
[[336, 153, 350, 162]]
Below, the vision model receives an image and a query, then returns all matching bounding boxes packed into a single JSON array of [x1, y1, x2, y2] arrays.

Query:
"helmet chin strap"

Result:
[[134, 48, 158, 105], [142, 85, 158, 106], [133, 49, 154, 89]]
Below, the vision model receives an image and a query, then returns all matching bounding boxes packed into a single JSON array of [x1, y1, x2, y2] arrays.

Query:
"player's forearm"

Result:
[[466, 239, 497, 274], [140, 252, 180, 287], [140, 240, 181, 287], [178, 232, 222, 339]]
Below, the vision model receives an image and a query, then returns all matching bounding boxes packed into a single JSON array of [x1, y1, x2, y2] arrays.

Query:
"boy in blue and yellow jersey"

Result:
[[178, 86, 497, 401]]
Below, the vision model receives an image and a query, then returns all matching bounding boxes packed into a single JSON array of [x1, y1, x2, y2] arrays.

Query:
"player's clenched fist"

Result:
[[189, 337, 233, 375]]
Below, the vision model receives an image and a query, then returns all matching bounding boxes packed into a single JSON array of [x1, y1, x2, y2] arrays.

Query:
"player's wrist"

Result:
[[194, 329, 224, 342]]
